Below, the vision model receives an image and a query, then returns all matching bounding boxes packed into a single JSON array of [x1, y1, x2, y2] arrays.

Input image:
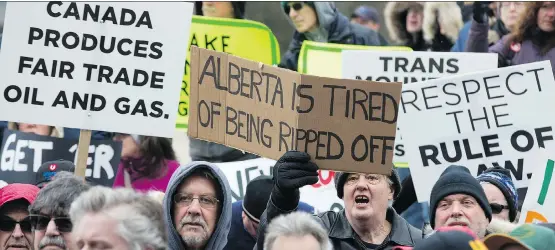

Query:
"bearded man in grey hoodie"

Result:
[[163, 162, 233, 250]]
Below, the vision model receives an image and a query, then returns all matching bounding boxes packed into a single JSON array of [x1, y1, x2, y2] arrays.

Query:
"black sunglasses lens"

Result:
[[490, 204, 503, 214], [30, 216, 50, 231], [19, 219, 33, 232], [0, 217, 16, 232], [292, 3, 304, 11], [0, 216, 33, 232], [54, 218, 73, 233]]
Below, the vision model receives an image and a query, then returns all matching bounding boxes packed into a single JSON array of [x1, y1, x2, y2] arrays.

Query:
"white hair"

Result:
[[264, 212, 331, 250], [69, 186, 167, 250]]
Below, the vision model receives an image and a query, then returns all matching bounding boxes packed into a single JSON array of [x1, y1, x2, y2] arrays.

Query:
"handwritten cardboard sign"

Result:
[[188, 47, 402, 174]]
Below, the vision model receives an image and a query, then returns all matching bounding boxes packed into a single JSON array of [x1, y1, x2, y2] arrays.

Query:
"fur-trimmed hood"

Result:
[[422, 2, 464, 44], [385, 2, 463, 47], [384, 2, 425, 45], [7, 122, 64, 138]]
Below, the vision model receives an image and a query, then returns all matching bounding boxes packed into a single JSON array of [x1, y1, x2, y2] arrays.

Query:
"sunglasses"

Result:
[[0, 215, 33, 233], [28, 214, 73, 233], [284, 2, 305, 14], [490, 203, 509, 214]]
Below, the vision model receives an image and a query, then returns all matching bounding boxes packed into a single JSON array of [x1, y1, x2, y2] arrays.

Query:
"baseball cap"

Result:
[[0, 183, 40, 209], [352, 6, 380, 23], [484, 223, 555, 250], [35, 159, 75, 188], [415, 226, 488, 250]]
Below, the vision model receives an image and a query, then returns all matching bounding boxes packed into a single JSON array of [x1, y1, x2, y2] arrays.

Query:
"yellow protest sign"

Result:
[[176, 15, 280, 130], [298, 41, 411, 168], [297, 41, 412, 77]]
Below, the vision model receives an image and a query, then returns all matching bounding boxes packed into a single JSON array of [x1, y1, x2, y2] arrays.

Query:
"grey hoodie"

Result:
[[282, 2, 337, 43], [163, 162, 233, 250]]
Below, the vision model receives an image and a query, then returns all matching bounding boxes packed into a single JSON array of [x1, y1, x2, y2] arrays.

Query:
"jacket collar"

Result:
[[328, 207, 415, 246]]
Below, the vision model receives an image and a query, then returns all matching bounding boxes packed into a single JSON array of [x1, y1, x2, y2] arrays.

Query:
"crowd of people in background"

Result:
[[1, 1, 555, 250]]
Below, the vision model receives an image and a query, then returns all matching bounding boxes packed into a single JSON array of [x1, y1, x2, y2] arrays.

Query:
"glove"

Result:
[[271, 151, 319, 211], [472, 1, 494, 24]]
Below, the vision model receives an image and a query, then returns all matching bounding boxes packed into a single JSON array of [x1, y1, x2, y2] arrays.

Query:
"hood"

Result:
[[163, 161, 232, 250], [7, 122, 64, 138], [422, 2, 463, 44], [281, 1, 338, 41], [194, 1, 246, 19], [384, 2, 425, 45], [487, 217, 518, 234]]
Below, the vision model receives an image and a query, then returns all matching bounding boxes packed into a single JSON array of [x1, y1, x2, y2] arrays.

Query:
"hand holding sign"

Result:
[[188, 47, 403, 175]]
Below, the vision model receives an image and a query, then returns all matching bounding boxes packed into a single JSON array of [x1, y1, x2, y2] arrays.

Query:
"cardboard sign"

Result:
[[0, 2, 193, 137], [0, 130, 122, 187], [342, 51, 499, 167], [188, 47, 402, 174], [214, 158, 344, 213], [176, 16, 280, 131], [297, 41, 411, 77], [519, 149, 554, 224], [399, 61, 555, 202]]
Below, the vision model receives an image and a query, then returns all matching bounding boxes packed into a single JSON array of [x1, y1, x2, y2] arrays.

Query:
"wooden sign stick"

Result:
[[74, 129, 92, 181]]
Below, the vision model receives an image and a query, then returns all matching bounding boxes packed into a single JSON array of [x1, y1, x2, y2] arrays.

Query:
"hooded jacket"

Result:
[[163, 162, 233, 250], [466, 19, 555, 75], [255, 201, 422, 250], [278, 2, 382, 71], [385, 2, 463, 52]]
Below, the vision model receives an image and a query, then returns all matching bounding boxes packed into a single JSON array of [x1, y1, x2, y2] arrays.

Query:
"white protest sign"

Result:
[[214, 158, 344, 213], [398, 61, 555, 202], [518, 148, 554, 224], [342, 51, 498, 165], [0, 2, 194, 137]]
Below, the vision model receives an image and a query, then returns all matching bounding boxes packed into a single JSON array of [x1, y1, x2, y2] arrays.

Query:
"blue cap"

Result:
[[352, 6, 380, 24]]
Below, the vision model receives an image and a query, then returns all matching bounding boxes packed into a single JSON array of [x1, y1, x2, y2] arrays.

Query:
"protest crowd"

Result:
[[2, 1, 555, 250]]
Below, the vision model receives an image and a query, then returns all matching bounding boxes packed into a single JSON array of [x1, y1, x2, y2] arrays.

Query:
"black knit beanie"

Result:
[[242, 175, 273, 222], [429, 165, 492, 228], [334, 167, 401, 200], [476, 166, 519, 222]]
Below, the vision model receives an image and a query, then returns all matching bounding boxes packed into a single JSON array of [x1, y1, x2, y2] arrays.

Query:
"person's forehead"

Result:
[[442, 193, 476, 201], [178, 174, 217, 194]]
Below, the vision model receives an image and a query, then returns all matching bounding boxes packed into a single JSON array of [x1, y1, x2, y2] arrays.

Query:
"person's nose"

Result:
[[289, 8, 298, 19], [187, 199, 202, 216], [45, 219, 60, 237], [449, 202, 463, 217], [11, 224, 24, 238]]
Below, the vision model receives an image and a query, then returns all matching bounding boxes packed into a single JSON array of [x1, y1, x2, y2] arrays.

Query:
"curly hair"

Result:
[[508, 2, 555, 55]]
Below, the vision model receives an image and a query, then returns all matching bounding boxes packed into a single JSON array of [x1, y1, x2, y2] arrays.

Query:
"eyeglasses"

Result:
[[490, 203, 509, 214], [284, 2, 305, 14], [28, 214, 73, 233], [345, 174, 384, 185], [0, 215, 33, 233], [173, 193, 219, 209]]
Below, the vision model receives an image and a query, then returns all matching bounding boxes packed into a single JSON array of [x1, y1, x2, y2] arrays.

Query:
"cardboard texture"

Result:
[[188, 46, 402, 174]]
